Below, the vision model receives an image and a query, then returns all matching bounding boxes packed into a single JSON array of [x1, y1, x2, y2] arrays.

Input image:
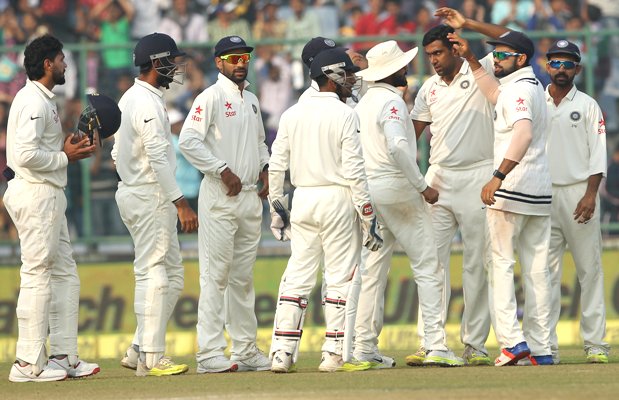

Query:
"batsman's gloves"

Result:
[[357, 202, 383, 251], [270, 194, 291, 241]]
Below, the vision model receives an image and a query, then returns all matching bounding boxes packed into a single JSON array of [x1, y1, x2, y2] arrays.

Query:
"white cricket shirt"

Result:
[[546, 84, 607, 185], [492, 66, 552, 216], [355, 82, 427, 202], [411, 53, 495, 168], [179, 73, 269, 185], [6, 80, 68, 188], [269, 91, 371, 209], [112, 79, 183, 202]]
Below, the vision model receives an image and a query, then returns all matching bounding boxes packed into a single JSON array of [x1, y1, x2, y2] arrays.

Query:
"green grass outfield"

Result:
[[1, 348, 618, 400]]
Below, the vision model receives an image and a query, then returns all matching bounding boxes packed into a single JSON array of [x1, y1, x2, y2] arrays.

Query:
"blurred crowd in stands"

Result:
[[1, 0, 619, 240]]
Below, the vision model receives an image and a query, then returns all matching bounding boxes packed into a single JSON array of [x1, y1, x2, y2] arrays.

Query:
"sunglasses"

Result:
[[219, 53, 251, 64], [492, 51, 522, 60], [547, 60, 578, 70]]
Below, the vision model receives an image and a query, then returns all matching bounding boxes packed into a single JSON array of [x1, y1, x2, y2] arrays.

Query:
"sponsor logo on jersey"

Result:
[[599, 118, 606, 135], [429, 88, 438, 103], [361, 203, 373, 216], [52, 109, 59, 123], [515, 97, 528, 112], [460, 80, 470, 89], [191, 105, 203, 122], [387, 105, 401, 121], [252, 104, 258, 114], [225, 101, 236, 117]]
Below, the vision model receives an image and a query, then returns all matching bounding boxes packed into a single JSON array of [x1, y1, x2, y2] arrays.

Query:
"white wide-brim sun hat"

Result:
[[357, 41, 418, 82]]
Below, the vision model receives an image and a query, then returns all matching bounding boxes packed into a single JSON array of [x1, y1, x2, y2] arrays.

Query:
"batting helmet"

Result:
[[77, 93, 121, 144], [133, 32, 187, 86]]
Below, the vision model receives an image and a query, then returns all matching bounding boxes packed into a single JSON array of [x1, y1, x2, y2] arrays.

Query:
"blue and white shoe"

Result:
[[495, 341, 530, 366]]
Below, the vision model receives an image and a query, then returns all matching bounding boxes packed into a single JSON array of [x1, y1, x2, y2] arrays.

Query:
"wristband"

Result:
[[173, 195, 184, 205], [493, 169, 506, 180], [262, 163, 269, 172]]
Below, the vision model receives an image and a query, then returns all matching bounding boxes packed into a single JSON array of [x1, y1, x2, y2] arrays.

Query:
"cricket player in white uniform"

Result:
[[114, 33, 198, 377], [268, 48, 382, 373], [408, 23, 503, 367], [352, 40, 463, 368], [4, 34, 100, 382], [438, 7, 554, 366], [179, 36, 271, 373], [545, 40, 610, 364]]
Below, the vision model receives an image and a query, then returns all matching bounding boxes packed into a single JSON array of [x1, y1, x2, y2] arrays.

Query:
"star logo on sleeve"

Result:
[[390, 106, 398, 115], [191, 105, 204, 122], [599, 117, 606, 134], [515, 97, 527, 112], [225, 101, 233, 110], [516, 98, 525, 105]]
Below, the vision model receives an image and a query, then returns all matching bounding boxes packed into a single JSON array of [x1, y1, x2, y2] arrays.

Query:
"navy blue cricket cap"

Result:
[[214, 36, 254, 57], [301, 37, 338, 69], [487, 30, 535, 60], [133, 32, 185, 66], [546, 39, 581, 62], [309, 48, 360, 79]]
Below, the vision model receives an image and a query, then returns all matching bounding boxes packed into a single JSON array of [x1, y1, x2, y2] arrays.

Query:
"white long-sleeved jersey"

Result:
[[269, 90, 371, 209], [6, 80, 68, 188], [355, 82, 427, 200], [179, 73, 269, 185], [492, 66, 551, 216], [546, 84, 607, 185], [112, 78, 183, 202]]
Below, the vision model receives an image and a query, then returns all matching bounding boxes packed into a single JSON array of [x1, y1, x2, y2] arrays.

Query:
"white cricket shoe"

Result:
[[136, 356, 189, 376], [120, 345, 139, 370], [318, 352, 372, 372], [354, 352, 396, 369], [271, 350, 295, 373], [47, 356, 100, 378], [423, 349, 465, 367], [8, 362, 68, 383], [196, 355, 238, 373], [232, 348, 271, 371]]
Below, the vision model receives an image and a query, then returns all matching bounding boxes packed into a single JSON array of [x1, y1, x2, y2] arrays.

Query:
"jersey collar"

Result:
[[367, 82, 404, 96], [135, 78, 163, 97], [217, 73, 250, 92], [498, 66, 536, 85], [29, 79, 55, 99], [545, 83, 577, 103]]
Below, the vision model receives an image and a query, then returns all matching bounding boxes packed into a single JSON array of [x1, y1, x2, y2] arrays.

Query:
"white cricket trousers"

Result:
[[4, 178, 80, 367], [487, 209, 552, 356], [196, 176, 262, 362], [116, 183, 184, 357], [355, 179, 447, 354], [417, 162, 493, 352], [271, 186, 362, 356], [548, 182, 608, 354]]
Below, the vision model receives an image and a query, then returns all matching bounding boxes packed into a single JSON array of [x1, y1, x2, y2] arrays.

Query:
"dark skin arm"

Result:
[[257, 170, 269, 199], [574, 173, 603, 223], [221, 167, 242, 196], [64, 134, 96, 162], [175, 197, 198, 233], [413, 120, 430, 141]]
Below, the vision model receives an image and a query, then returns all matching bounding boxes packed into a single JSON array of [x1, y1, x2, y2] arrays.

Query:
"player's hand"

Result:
[[435, 7, 466, 29], [356, 203, 383, 252], [175, 198, 198, 233], [270, 195, 291, 241], [64, 134, 96, 162], [573, 193, 596, 224], [481, 177, 502, 206], [421, 186, 439, 204], [221, 167, 242, 196], [447, 32, 475, 61], [258, 170, 269, 199]]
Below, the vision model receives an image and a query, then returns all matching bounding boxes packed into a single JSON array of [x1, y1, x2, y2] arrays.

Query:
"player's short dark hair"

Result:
[[23, 34, 64, 81], [314, 74, 330, 88], [422, 24, 455, 50]]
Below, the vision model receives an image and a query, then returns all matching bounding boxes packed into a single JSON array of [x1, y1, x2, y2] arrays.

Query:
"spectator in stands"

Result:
[[160, 0, 208, 44], [490, 0, 535, 30], [460, 0, 487, 58], [169, 108, 201, 214], [252, 0, 286, 47], [129, 0, 163, 40], [527, 0, 573, 31], [354, 0, 389, 53], [90, 0, 135, 101], [207, 2, 252, 46], [284, 0, 321, 90], [383, 0, 416, 50]]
